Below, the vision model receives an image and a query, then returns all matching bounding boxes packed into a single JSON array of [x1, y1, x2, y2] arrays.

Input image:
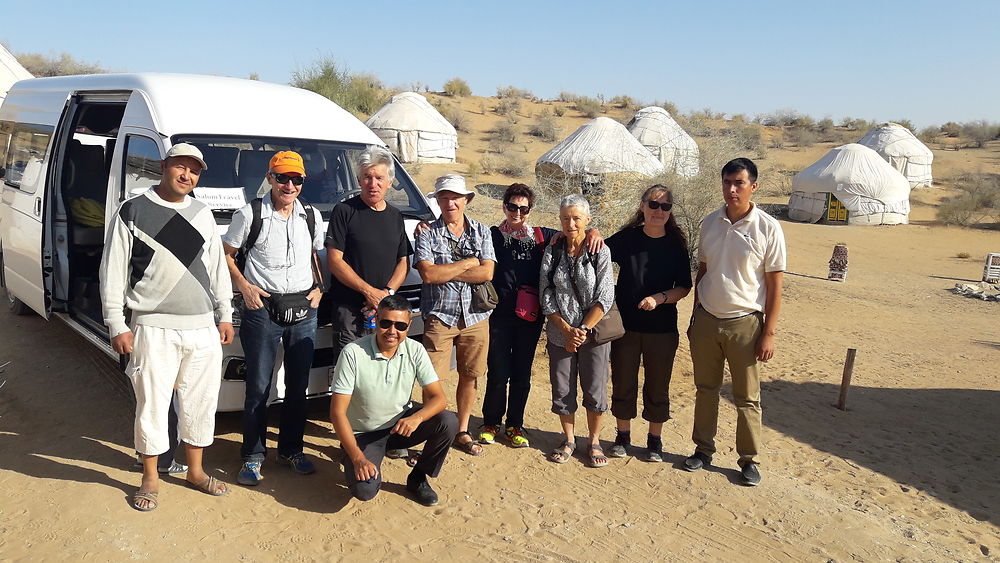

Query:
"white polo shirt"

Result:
[[696, 203, 786, 319]]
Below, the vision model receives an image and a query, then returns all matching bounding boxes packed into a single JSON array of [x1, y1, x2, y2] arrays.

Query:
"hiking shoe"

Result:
[[237, 461, 263, 486], [277, 453, 316, 475], [505, 426, 529, 448], [406, 473, 439, 506], [385, 448, 410, 460], [478, 425, 502, 444], [683, 451, 712, 472], [609, 431, 630, 458], [159, 460, 189, 475], [740, 463, 761, 487], [644, 435, 663, 463]]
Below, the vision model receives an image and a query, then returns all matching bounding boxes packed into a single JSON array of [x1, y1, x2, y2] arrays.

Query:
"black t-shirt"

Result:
[[606, 226, 692, 334], [325, 196, 412, 305], [490, 225, 558, 319]]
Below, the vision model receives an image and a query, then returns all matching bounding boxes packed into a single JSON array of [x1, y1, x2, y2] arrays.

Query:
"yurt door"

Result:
[[825, 193, 848, 223]]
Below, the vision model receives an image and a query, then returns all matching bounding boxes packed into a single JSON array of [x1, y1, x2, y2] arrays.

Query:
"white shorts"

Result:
[[126, 325, 222, 455]]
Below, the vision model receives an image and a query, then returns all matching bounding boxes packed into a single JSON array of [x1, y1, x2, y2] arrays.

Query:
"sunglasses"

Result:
[[271, 173, 304, 186], [504, 202, 531, 215], [378, 319, 410, 331], [646, 200, 673, 211]]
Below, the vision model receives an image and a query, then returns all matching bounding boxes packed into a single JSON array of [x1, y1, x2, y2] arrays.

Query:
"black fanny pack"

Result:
[[264, 290, 313, 326]]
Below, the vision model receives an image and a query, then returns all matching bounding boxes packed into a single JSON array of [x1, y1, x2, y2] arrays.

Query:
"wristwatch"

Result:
[[384, 287, 395, 295], [580, 324, 593, 334]]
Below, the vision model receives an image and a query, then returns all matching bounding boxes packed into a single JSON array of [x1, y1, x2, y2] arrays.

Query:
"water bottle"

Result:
[[363, 308, 376, 332]]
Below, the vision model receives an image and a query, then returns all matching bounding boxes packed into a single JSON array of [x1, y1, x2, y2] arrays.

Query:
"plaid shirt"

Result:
[[414, 215, 497, 327]]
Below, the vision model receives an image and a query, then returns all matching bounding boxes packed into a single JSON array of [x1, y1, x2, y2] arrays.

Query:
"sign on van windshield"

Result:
[[192, 187, 247, 210]]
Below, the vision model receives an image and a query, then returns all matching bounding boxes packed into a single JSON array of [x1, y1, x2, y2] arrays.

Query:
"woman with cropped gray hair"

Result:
[[539, 193, 615, 468], [355, 145, 396, 184]]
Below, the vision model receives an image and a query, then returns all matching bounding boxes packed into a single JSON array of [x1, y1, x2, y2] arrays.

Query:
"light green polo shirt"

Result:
[[332, 334, 439, 433]]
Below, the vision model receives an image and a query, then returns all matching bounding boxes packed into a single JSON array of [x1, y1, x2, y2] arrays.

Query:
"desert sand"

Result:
[[1, 97, 999, 561]]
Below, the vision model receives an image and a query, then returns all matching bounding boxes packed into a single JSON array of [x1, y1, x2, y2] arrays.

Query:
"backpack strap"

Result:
[[533, 226, 544, 245], [299, 199, 325, 291], [235, 198, 264, 272]]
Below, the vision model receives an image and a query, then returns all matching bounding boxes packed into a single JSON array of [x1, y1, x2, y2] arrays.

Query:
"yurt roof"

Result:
[[537, 117, 665, 177], [793, 143, 911, 203], [627, 106, 698, 150], [364, 92, 456, 135], [857, 123, 933, 159]]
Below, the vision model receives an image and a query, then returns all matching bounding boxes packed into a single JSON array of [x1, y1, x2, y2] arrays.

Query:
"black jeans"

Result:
[[342, 405, 458, 501], [482, 313, 543, 428], [330, 301, 372, 362]]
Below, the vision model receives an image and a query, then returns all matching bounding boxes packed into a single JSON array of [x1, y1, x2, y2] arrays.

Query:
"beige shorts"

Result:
[[422, 315, 489, 379]]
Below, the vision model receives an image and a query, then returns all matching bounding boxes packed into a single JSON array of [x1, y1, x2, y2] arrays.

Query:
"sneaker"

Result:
[[504, 426, 530, 448], [237, 461, 263, 486], [683, 451, 712, 472], [478, 425, 502, 444], [406, 473, 439, 506], [644, 435, 663, 463], [385, 448, 410, 459], [159, 460, 189, 475], [609, 431, 630, 458], [277, 453, 316, 475], [740, 463, 761, 486]]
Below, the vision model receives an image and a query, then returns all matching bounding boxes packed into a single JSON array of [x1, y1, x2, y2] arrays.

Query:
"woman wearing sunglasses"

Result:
[[605, 185, 692, 462]]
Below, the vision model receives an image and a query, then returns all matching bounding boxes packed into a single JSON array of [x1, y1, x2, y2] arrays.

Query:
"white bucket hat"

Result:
[[430, 174, 474, 201]]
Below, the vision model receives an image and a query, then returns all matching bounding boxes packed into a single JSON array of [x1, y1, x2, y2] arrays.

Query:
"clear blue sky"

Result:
[[3, 0, 997, 128]]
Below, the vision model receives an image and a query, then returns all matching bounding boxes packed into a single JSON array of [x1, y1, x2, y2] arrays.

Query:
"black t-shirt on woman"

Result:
[[490, 225, 557, 319], [606, 226, 692, 334]]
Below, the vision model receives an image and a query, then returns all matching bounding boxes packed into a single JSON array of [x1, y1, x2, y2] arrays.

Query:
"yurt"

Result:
[[364, 92, 457, 163], [536, 117, 665, 193], [857, 123, 933, 188], [626, 106, 699, 177], [0, 44, 32, 103], [788, 143, 911, 225]]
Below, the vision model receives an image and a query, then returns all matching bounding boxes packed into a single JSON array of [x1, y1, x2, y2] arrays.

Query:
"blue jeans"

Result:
[[240, 306, 317, 462]]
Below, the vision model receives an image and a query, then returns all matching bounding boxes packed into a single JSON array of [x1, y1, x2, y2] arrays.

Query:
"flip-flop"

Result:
[[588, 444, 609, 468], [133, 489, 158, 512], [187, 475, 229, 496], [406, 452, 421, 468], [548, 440, 576, 464], [453, 431, 484, 456]]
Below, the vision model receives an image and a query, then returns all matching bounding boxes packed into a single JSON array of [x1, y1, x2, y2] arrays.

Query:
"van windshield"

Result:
[[174, 135, 433, 220]]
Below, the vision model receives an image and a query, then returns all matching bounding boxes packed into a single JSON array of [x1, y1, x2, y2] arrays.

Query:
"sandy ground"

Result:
[[2, 101, 1000, 560]]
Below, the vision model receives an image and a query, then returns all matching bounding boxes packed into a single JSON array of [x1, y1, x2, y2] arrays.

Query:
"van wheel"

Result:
[[7, 287, 30, 315]]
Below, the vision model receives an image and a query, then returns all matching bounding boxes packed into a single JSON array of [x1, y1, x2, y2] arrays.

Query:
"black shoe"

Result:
[[740, 463, 761, 486], [406, 474, 439, 506], [609, 430, 630, 458], [644, 435, 663, 463], [683, 451, 712, 472]]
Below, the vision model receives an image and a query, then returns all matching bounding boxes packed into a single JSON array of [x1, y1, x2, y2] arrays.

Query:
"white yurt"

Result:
[[364, 92, 457, 163], [626, 106, 699, 177], [788, 143, 911, 225], [536, 117, 665, 189], [857, 122, 933, 188], [0, 44, 32, 103]]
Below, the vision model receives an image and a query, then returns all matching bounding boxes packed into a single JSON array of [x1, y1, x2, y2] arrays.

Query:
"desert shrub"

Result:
[[731, 113, 747, 123], [790, 127, 818, 147], [495, 98, 521, 117], [466, 161, 481, 181], [817, 117, 835, 133], [682, 114, 713, 137], [492, 119, 518, 144], [16, 51, 108, 76], [722, 122, 763, 152], [960, 120, 1000, 148], [480, 150, 528, 177], [761, 109, 812, 128], [918, 126, 939, 144], [558, 91, 579, 103], [653, 100, 679, 115], [769, 131, 786, 149], [528, 111, 559, 142], [497, 85, 533, 99], [441, 105, 471, 133], [940, 122, 962, 137], [291, 57, 385, 117], [956, 252, 971, 259], [893, 118, 915, 132], [936, 173, 1000, 225], [610, 95, 636, 110], [248, 72, 260, 81], [575, 96, 603, 118], [840, 117, 872, 132], [553, 105, 566, 117], [479, 100, 487, 114], [760, 169, 795, 196], [443, 77, 472, 97]]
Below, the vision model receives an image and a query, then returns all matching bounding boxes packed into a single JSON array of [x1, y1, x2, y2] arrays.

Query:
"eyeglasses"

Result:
[[271, 173, 304, 186], [378, 319, 410, 331], [646, 200, 673, 211], [504, 202, 531, 215]]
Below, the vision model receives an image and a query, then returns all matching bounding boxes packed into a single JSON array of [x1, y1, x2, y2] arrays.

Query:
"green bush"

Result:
[[291, 57, 385, 117], [443, 77, 472, 97]]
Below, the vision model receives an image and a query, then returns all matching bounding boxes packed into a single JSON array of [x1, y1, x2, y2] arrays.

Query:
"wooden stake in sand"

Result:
[[836, 348, 857, 410]]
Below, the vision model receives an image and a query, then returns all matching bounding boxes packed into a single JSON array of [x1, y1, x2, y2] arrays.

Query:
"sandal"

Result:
[[453, 431, 484, 456], [588, 444, 609, 468], [132, 489, 158, 512], [548, 440, 576, 464], [406, 452, 421, 468], [187, 475, 229, 496]]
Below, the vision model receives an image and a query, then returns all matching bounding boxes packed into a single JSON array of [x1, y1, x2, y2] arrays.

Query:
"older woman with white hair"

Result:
[[539, 194, 615, 468]]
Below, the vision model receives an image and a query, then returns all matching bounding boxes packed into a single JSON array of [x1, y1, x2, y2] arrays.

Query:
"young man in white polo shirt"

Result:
[[329, 294, 458, 506], [684, 158, 786, 486]]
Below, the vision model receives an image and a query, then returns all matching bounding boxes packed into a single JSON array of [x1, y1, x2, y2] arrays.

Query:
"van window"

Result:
[[122, 135, 162, 201], [3, 121, 54, 194]]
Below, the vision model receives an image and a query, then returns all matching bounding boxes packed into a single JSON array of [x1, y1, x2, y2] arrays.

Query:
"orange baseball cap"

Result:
[[269, 151, 306, 176]]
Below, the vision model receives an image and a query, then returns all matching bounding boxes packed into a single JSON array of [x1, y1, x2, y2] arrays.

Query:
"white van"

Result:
[[0, 73, 436, 411]]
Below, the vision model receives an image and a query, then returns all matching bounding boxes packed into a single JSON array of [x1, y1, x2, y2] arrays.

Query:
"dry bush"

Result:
[[497, 85, 533, 99], [817, 117, 835, 133], [491, 119, 518, 144], [960, 121, 1000, 148], [16, 51, 107, 76], [956, 252, 971, 259], [575, 96, 603, 118], [480, 151, 528, 177], [918, 126, 939, 144], [790, 127, 818, 147], [940, 122, 962, 137], [731, 113, 747, 123], [893, 118, 915, 132], [495, 98, 521, 117], [937, 173, 1000, 226], [291, 58, 385, 117], [770, 131, 786, 149], [528, 111, 559, 142], [441, 105, 471, 133], [722, 122, 763, 152], [652, 100, 678, 115], [610, 95, 636, 110], [558, 91, 579, 103], [553, 105, 567, 117], [760, 169, 795, 196], [443, 77, 472, 97], [466, 161, 481, 182], [682, 114, 713, 137]]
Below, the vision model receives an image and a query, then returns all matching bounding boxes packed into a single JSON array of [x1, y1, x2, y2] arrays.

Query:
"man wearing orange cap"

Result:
[[223, 151, 324, 486]]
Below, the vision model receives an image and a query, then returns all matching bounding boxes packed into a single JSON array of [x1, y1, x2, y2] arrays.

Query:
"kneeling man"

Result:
[[330, 294, 458, 506]]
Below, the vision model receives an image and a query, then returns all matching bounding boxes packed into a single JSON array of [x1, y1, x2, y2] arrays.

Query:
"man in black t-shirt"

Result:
[[326, 146, 412, 360]]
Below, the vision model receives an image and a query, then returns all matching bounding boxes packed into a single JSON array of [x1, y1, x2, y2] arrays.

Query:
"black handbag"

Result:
[[449, 236, 497, 312]]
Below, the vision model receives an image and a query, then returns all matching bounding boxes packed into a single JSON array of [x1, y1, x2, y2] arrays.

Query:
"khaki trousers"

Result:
[[422, 315, 489, 380], [688, 307, 762, 466]]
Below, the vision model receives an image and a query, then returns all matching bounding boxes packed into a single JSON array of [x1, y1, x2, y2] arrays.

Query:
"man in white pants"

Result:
[[101, 143, 234, 511]]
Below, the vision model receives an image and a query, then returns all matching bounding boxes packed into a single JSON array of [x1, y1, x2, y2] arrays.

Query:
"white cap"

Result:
[[430, 174, 474, 200], [165, 143, 208, 170]]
